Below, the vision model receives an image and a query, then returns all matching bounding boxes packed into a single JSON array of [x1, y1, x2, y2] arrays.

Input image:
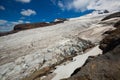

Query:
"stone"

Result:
[[101, 12, 120, 21]]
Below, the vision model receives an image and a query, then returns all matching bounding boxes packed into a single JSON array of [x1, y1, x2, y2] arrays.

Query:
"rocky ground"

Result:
[[66, 45, 120, 80], [0, 12, 120, 80], [101, 12, 120, 21]]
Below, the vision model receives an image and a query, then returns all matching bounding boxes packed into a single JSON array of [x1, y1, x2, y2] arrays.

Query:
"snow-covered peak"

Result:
[[54, 18, 67, 22]]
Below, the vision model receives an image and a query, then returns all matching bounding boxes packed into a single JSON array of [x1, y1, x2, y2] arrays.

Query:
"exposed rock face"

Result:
[[14, 22, 50, 31], [103, 10, 109, 13], [100, 20, 120, 53], [114, 20, 120, 28], [66, 45, 120, 80], [99, 28, 120, 53], [14, 19, 67, 31], [54, 18, 68, 23], [0, 30, 17, 37], [101, 12, 120, 21], [97, 10, 109, 14]]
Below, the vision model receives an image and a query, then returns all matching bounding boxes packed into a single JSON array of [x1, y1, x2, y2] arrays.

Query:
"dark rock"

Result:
[[66, 44, 120, 80], [114, 20, 120, 28], [101, 12, 120, 21], [14, 18, 67, 31], [53, 18, 68, 24], [104, 10, 109, 13], [0, 18, 67, 37], [97, 10, 109, 14], [102, 30, 113, 35], [71, 67, 81, 76], [14, 22, 50, 31], [99, 28, 120, 53], [0, 30, 18, 37]]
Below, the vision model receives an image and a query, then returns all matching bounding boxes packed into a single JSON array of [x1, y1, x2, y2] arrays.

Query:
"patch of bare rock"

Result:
[[101, 12, 120, 21]]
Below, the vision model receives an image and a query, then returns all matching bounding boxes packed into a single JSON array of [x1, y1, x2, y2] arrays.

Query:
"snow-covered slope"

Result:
[[0, 14, 117, 80]]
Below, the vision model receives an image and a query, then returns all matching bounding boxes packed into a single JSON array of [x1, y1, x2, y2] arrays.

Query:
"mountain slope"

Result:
[[0, 13, 119, 80]]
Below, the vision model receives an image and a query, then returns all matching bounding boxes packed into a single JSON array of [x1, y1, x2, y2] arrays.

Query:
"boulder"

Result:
[[97, 10, 109, 14], [114, 20, 120, 28], [99, 29, 120, 53], [66, 45, 120, 80], [101, 12, 120, 21], [53, 18, 68, 24]]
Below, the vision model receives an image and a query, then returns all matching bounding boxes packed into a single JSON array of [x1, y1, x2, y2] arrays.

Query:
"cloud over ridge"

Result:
[[52, 0, 120, 12]]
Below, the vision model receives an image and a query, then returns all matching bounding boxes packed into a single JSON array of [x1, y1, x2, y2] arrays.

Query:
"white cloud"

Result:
[[0, 20, 7, 25], [67, 0, 90, 11], [58, 1, 65, 11], [16, 0, 31, 3], [18, 20, 24, 23], [20, 17, 25, 19], [0, 5, 5, 10], [52, 0, 120, 12], [21, 9, 36, 16], [0, 20, 31, 32], [11, 20, 24, 25], [51, 0, 56, 5], [87, 0, 120, 12], [0, 20, 13, 32], [25, 21, 30, 23]]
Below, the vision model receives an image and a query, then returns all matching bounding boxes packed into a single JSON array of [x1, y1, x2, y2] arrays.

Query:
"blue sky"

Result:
[[0, 0, 93, 22], [0, 0, 120, 32]]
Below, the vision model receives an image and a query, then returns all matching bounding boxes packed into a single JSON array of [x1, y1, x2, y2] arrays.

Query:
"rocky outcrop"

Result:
[[97, 10, 109, 14], [0, 30, 17, 37], [99, 28, 120, 53], [0, 18, 67, 37], [14, 19, 67, 31], [66, 45, 120, 80], [54, 18, 68, 23], [14, 22, 50, 31], [114, 20, 120, 28], [101, 12, 120, 21], [100, 20, 120, 53]]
